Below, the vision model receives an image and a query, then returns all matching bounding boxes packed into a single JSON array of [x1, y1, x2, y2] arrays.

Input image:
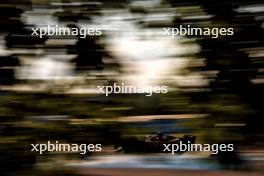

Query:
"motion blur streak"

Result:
[[0, 0, 263, 176]]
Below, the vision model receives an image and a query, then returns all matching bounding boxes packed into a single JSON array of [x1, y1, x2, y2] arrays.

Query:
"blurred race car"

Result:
[[114, 132, 196, 153]]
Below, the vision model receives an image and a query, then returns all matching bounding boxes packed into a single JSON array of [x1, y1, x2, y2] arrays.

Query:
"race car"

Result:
[[114, 132, 196, 153]]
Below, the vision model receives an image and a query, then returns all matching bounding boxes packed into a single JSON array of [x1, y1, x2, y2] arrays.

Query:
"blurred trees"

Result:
[[167, 0, 264, 144]]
